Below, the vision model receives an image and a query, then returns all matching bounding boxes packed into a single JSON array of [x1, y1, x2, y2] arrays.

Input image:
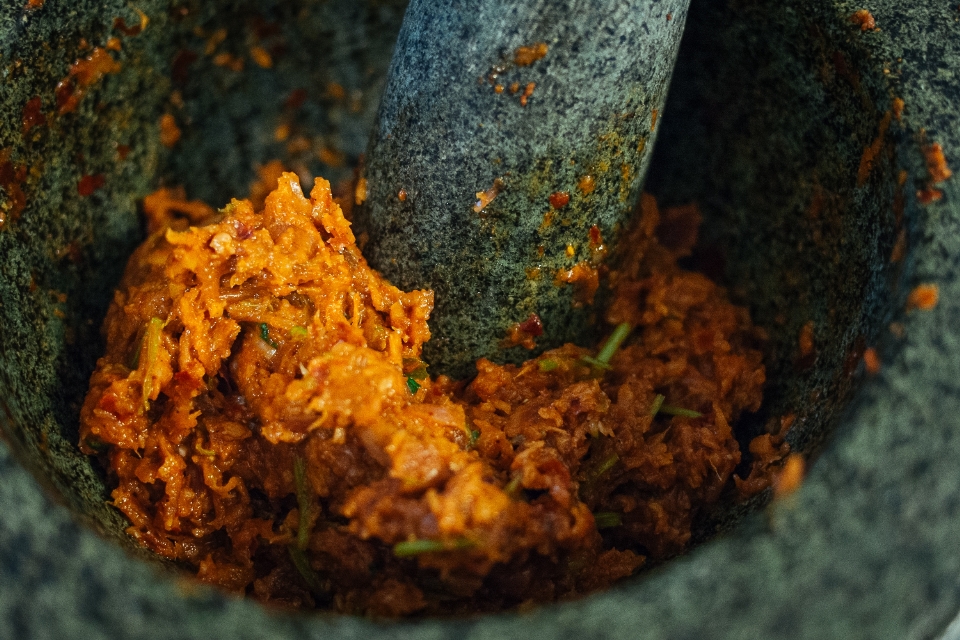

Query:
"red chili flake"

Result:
[[519, 82, 536, 107], [284, 88, 308, 110], [55, 79, 77, 114], [588, 224, 603, 247], [849, 9, 876, 31], [114, 16, 143, 36], [56, 48, 121, 115], [923, 142, 952, 184], [0, 150, 28, 229], [171, 49, 198, 85], [233, 220, 253, 240], [907, 283, 938, 311], [21, 96, 45, 134], [916, 187, 943, 204], [78, 174, 106, 196], [159, 113, 181, 148], [773, 454, 805, 499], [549, 191, 570, 209], [863, 347, 881, 375], [116, 144, 131, 160], [517, 313, 544, 337], [514, 43, 548, 67]]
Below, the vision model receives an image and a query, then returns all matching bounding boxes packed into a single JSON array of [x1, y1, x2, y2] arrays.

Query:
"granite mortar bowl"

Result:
[[1, 0, 959, 638]]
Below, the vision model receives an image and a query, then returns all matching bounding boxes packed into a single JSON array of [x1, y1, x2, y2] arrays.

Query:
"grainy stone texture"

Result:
[[1, 0, 959, 639], [355, 0, 689, 377]]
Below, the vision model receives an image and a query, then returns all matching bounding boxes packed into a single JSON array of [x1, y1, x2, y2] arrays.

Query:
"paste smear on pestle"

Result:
[[80, 172, 766, 616]]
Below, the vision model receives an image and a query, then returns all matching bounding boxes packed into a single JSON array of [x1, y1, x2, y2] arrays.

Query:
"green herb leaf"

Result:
[[290, 325, 308, 338], [593, 511, 622, 529], [660, 404, 703, 418], [402, 358, 430, 380], [578, 355, 611, 370], [84, 436, 109, 453], [259, 322, 279, 348], [288, 546, 327, 597], [195, 443, 216, 457], [293, 456, 311, 550], [538, 358, 559, 372], [469, 429, 481, 447], [594, 453, 619, 477], [393, 538, 475, 557], [504, 475, 522, 497], [406, 377, 421, 394], [649, 394, 665, 417], [595, 322, 632, 366]]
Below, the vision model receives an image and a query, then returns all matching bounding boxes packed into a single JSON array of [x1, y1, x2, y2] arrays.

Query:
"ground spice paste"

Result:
[[80, 173, 766, 616]]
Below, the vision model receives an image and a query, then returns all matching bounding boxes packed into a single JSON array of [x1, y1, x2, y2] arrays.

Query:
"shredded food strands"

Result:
[[80, 173, 768, 616]]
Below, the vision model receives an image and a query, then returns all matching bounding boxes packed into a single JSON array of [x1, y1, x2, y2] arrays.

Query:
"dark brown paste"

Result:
[[80, 174, 766, 616]]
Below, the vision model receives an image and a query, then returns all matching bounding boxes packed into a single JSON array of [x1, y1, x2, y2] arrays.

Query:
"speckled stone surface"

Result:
[[355, 0, 689, 377], [1, 0, 960, 639]]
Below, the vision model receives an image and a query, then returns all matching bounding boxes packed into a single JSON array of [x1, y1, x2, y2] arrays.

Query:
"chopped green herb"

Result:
[[538, 358, 559, 372], [410, 366, 429, 380], [594, 453, 619, 477], [649, 394, 665, 417], [579, 355, 611, 370], [293, 456, 311, 550], [393, 538, 474, 557], [660, 404, 703, 418], [259, 322, 279, 348], [402, 357, 429, 380], [141, 317, 165, 411], [595, 322, 632, 366], [84, 436, 109, 453], [469, 429, 481, 447], [128, 324, 147, 369], [406, 377, 421, 394], [504, 475, 522, 497], [593, 511, 622, 529], [290, 325, 308, 338], [288, 546, 327, 596], [195, 443, 216, 457]]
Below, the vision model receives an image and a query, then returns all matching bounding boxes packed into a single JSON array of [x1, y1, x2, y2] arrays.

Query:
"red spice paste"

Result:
[[81, 174, 766, 615]]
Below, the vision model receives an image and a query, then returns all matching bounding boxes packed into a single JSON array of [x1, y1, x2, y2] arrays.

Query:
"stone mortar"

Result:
[[0, 0, 958, 638]]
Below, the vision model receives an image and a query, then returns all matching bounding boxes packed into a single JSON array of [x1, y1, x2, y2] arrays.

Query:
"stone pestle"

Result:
[[355, 0, 690, 378]]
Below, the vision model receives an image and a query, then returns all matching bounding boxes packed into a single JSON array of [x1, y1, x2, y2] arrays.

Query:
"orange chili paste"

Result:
[[80, 173, 766, 615]]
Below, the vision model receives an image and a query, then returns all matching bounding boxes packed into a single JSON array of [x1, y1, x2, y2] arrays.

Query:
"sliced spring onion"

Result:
[[290, 325, 308, 338], [595, 453, 619, 477], [579, 355, 611, 370], [84, 436, 109, 453], [293, 456, 311, 550], [538, 358, 559, 372], [288, 546, 327, 596], [504, 475, 522, 497], [259, 322, 278, 348], [406, 377, 421, 394], [649, 394, 665, 417], [195, 443, 216, 457], [593, 511, 622, 529], [594, 322, 632, 366], [660, 404, 703, 418], [393, 538, 474, 557]]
